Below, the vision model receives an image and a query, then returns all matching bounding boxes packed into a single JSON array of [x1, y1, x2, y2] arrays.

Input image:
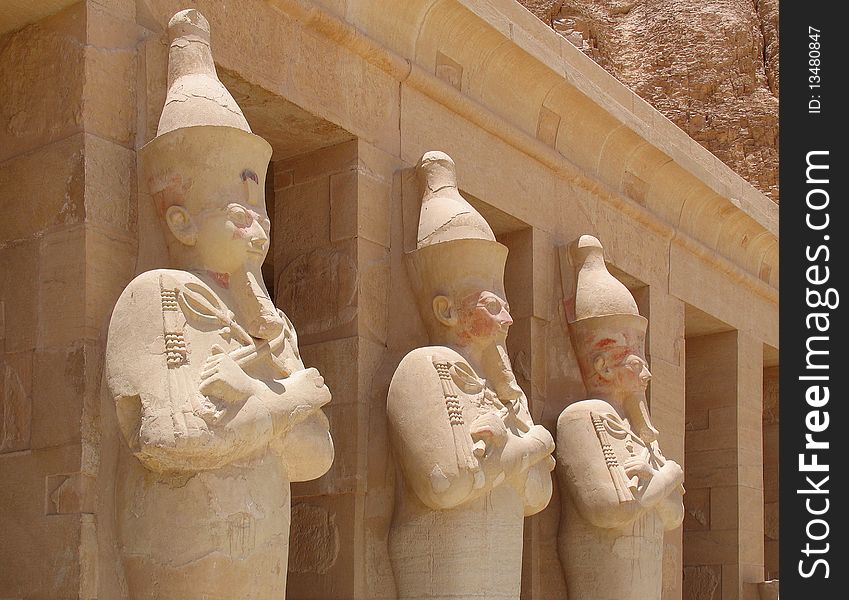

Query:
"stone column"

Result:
[[641, 291, 687, 600], [684, 331, 765, 600], [0, 3, 137, 598], [274, 139, 399, 600], [498, 227, 557, 600], [762, 366, 779, 581]]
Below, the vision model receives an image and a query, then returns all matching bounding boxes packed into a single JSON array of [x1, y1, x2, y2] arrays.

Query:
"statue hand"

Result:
[[199, 345, 260, 403], [661, 459, 685, 487], [282, 367, 331, 409], [267, 367, 331, 434], [469, 411, 509, 448], [526, 424, 555, 456], [623, 455, 655, 480]]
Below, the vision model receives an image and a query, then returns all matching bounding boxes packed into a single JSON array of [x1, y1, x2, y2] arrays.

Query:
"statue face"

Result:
[[611, 353, 651, 393], [174, 201, 271, 274], [454, 290, 512, 347]]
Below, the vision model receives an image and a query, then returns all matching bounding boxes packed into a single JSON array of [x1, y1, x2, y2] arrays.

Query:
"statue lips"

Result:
[[245, 227, 268, 256]]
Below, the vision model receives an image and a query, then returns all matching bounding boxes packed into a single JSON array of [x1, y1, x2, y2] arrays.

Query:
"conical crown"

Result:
[[415, 151, 495, 248], [140, 9, 271, 215], [406, 151, 507, 304], [567, 235, 647, 379], [156, 9, 251, 135], [571, 235, 641, 322]]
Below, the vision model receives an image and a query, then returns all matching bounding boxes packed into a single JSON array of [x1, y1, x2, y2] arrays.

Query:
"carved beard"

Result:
[[230, 269, 284, 340], [477, 342, 531, 434], [480, 343, 523, 404]]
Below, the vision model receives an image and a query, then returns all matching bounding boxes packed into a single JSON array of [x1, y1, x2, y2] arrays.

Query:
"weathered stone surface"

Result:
[[81, 3, 137, 148], [0, 443, 84, 597], [288, 503, 340, 575], [762, 366, 779, 579], [36, 226, 86, 349], [684, 487, 710, 532], [683, 565, 721, 600], [31, 343, 87, 449], [0, 3, 84, 163], [0, 239, 39, 354], [0, 349, 33, 452], [82, 135, 137, 233], [0, 135, 85, 242], [522, 0, 779, 202], [762, 366, 778, 425], [45, 471, 96, 514]]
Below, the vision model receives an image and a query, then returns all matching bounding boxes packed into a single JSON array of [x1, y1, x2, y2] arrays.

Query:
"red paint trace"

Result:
[[208, 270, 230, 289], [595, 338, 617, 349]]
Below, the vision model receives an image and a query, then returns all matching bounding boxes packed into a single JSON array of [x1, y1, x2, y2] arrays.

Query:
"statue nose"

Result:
[[249, 220, 268, 247]]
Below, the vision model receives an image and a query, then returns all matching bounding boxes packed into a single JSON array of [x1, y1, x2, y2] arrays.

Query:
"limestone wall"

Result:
[[0, 1, 777, 599], [0, 3, 137, 597]]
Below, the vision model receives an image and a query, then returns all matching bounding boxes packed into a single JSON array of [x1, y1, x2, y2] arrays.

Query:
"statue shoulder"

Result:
[[399, 345, 464, 365], [388, 346, 480, 413], [390, 346, 479, 388], [106, 270, 208, 380], [557, 398, 621, 428], [115, 269, 202, 305]]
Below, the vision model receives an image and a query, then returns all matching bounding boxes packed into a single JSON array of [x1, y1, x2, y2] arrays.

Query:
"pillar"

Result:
[[683, 331, 765, 600], [273, 138, 400, 599], [762, 365, 779, 581]]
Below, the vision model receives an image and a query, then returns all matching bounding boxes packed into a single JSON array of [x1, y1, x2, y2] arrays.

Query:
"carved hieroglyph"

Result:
[[104, 10, 333, 598], [387, 151, 555, 600], [556, 235, 684, 600]]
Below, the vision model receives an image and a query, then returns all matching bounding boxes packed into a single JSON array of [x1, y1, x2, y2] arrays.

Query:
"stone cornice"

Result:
[[274, 0, 780, 302]]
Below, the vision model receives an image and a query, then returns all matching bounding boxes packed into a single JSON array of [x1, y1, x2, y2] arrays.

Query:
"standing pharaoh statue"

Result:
[[104, 10, 333, 598], [387, 151, 556, 600], [556, 235, 684, 600]]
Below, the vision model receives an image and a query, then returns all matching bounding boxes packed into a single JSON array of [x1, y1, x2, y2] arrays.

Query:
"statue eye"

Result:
[[484, 299, 501, 315], [227, 205, 251, 227]]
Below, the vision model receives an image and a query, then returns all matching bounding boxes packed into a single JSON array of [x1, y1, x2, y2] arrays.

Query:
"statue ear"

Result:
[[165, 205, 198, 246], [432, 295, 457, 327], [593, 354, 613, 380]]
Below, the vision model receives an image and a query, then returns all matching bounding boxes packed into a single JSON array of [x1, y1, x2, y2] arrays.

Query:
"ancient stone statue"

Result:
[[104, 10, 333, 598], [556, 235, 684, 600], [387, 151, 556, 600]]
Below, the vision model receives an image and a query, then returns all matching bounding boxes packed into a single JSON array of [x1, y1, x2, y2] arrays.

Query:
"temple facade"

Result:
[[0, 1, 778, 599]]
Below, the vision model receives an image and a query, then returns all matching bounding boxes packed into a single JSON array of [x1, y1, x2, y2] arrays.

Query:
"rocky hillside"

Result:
[[521, 0, 779, 202]]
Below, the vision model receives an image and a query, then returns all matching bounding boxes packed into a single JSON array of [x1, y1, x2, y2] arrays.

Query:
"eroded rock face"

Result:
[[683, 565, 721, 600], [521, 0, 779, 202]]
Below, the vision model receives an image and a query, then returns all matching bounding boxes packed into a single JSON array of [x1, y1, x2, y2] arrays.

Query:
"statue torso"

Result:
[[387, 346, 534, 600], [106, 269, 320, 598], [556, 399, 670, 600]]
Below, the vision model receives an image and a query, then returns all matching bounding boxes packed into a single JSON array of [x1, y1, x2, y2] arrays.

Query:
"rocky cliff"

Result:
[[521, 0, 779, 202]]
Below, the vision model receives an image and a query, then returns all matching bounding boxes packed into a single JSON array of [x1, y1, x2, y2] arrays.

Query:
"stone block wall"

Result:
[[762, 366, 779, 581], [683, 331, 765, 600], [274, 140, 401, 599], [0, 2, 138, 597]]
